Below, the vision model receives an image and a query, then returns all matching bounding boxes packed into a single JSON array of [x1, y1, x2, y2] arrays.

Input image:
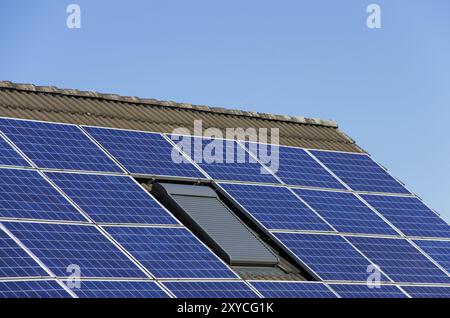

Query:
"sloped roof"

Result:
[[0, 81, 362, 153]]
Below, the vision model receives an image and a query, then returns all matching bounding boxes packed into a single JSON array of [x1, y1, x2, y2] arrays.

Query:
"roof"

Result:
[[0, 81, 362, 153]]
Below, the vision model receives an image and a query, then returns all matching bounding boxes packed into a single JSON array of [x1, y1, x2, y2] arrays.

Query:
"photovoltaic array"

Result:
[[0, 117, 449, 298]]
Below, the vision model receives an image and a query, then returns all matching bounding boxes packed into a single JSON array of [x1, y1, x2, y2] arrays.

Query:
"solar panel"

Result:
[[413, 239, 450, 273], [346, 236, 450, 284], [401, 285, 450, 298], [272, 233, 385, 281], [0, 119, 122, 173], [219, 183, 333, 232], [0, 280, 71, 298], [0, 227, 48, 278], [329, 284, 407, 298], [361, 195, 450, 238], [104, 226, 238, 279], [162, 281, 258, 298], [3, 222, 147, 278], [67, 280, 170, 298], [249, 281, 337, 298], [0, 168, 86, 222], [310, 150, 410, 194], [0, 136, 30, 167], [293, 189, 398, 235], [178, 136, 280, 184], [245, 144, 345, 189], [46, 172, 179, 225], [83, 127, 205, 179]]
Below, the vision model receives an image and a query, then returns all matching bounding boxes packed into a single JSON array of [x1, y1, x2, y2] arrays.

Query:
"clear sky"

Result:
[[1, 1, 449, 222]]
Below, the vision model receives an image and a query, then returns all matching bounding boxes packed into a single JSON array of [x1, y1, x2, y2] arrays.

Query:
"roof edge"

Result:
[[0, 81, 339, 128]]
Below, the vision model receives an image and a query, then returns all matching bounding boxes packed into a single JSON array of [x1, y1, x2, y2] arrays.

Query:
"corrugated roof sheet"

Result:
[[0, 81, 362, 152]]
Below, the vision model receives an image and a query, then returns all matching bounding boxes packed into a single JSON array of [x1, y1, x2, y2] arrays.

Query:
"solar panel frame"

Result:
[[242, 143, 347, 189], [400, 285, 450, 298], [0, 280, 72, 298], [0, 168, 88, 222], [310, 150, 411, 194], [66, 280, 171, 298], [103, 225, 239, 279], [162, 281, 259, 298], [249, 281, 338, 298], [0, 118, 124, 173], [346, 236, 450, 284], [83, 126, 207, 179], [292, 189, 400, 236], [2, 221, 148, 279], [361, 194, 450, 238], [218, 183, 335, 232], [271, 232, 389, 282], [171, 135, 281, 184], [328, 283, 408, 298], [412, 239, 450, 274], [45, 171, 181, 225], [0, 133, 31, 168]]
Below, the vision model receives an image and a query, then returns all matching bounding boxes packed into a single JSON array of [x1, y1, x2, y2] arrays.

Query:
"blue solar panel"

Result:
[[3, 222, 147, 278], [310, 150, 410, 194], [84, 127, 205, 178], [68, 280, 169, 298], [401, 285, 450, 298], [177, 136, 280, 184], [250, 281, 337, 298], [0, 119, 122, 173], [329, 284, 407, 298], [361, 195, 450, 238], [162, 281, 258, 298], [413, 240, 450, 273], [0, 280, 71, 298], [0, 136, 30, 167], [293, 189, 398, 235], [105, 226, 237, 279], [0, 168, 86, 222], [272, 233, 385, 281], [219, 183, 333, 231], [46, 172, 179, 225], [0, 227, 48, 278], [245, 144, 345, 189], [347, 236, 450, 284]]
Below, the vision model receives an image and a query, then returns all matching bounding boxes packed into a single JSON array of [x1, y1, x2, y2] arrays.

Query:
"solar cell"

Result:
[[311, 150, 410, 194], [250, 281, 337, 298], [46, 172, 179, 225], [0, 119, 122, 173], [329, 284, 407, 298], [219, 183, 333, 232], [0, 168, 86, 222], [361, 195, 450, 238], [67, 280, 170, 298], [0, 227, 48, 278], [401, 285, 450, 298], [84, 127, 205, 178], [0, 280, 71, 298], [272, 233, 385, 281], [162, 281, 258, 298], [346, 236, 450, 284], [0, 136, 30, 167], [104, 226, 238, 279], [413, 239, 450, 273], [293, 189, 398, 235], [176, 136, 280, 184], [245, 144, 345, 189], [3, 222, 147, 278]]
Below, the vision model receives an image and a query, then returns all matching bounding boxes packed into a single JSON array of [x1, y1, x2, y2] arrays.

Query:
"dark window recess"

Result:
[[151, 182, 312, 281], [152, 183, 278, 266]]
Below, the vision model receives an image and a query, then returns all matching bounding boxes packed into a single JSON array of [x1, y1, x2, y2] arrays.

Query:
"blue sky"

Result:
[[1, 1, 449, 221]]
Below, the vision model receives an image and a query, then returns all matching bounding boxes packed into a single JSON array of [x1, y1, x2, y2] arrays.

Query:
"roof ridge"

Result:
[[0, 81, 338, 128]]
